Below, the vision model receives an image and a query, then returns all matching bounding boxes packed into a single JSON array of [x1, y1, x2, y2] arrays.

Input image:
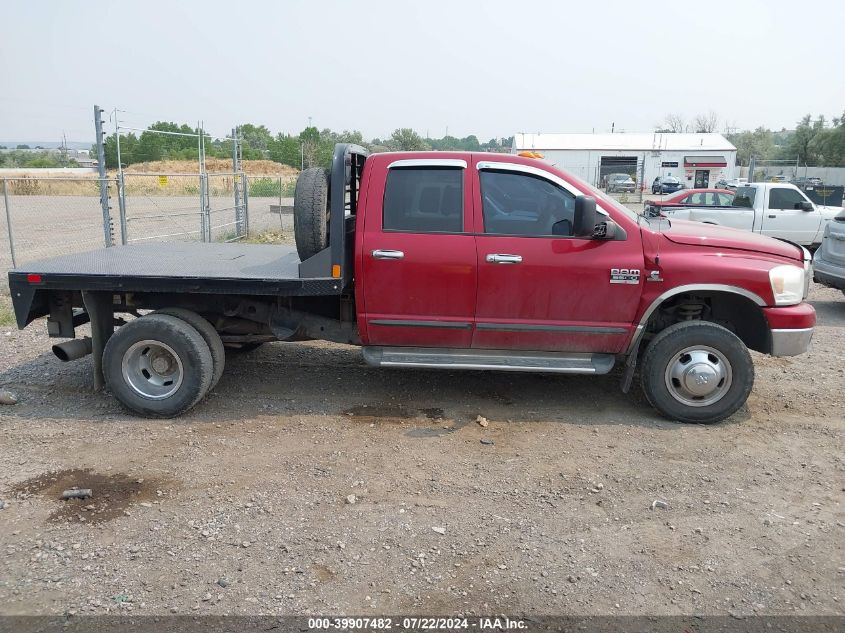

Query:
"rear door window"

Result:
[[383, 168, 464, 233]]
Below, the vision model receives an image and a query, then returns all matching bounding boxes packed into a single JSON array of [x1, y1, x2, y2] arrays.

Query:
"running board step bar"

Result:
[[362, 347, 615, 374]]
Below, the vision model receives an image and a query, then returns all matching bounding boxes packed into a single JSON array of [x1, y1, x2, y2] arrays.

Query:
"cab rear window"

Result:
[[733, 186, 756, 208]]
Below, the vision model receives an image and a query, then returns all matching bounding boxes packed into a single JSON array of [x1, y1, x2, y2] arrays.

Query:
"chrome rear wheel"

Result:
[[121, 340, 184, 400]]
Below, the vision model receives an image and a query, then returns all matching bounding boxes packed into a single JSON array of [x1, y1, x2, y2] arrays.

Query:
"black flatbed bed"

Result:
[[8, 242, 342, 296]]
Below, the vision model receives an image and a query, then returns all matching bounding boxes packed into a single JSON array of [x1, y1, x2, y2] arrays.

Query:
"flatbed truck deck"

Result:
[[8, 242, 343, 300]]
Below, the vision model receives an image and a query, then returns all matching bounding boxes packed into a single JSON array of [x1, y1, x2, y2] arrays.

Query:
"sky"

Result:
[[1, 0, 843, 144]]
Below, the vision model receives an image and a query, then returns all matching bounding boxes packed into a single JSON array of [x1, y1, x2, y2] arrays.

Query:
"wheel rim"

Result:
[[664, 345, 732, 408], [121, 340, 184, 400]]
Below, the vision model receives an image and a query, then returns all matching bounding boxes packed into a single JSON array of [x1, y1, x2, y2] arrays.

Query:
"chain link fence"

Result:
[[1, 170, 300, 291], [1, 177, 114, 289], [245, 176, 296, 236]]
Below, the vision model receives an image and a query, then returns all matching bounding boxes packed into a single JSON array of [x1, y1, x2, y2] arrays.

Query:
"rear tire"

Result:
[[103, 314, 214, 418], [640, 321, 754, 424], [153, 308, 225, 389], [293, 167, 330, 261]]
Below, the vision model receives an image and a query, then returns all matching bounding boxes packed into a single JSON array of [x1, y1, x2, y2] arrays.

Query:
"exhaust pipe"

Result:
[[52, 337, 93, 362]]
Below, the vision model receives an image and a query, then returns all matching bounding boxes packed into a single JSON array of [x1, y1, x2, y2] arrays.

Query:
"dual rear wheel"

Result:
[[103, 310, 224, 418]]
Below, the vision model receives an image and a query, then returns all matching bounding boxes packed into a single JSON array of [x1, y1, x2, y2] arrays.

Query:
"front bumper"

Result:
[[763, 303, 816, 357], [770, 328, 814, 356], [813, 255, 845, 291]]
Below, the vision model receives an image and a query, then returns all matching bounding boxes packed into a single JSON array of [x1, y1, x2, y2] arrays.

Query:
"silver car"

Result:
[[813, 208, 845, 295], [606, 173, 636, 193]]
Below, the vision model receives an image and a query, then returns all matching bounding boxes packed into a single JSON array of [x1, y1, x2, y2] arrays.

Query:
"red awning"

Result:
[[684, 155, 727, 167]]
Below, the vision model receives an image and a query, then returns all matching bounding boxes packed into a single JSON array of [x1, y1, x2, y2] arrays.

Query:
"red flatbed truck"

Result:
[[8, 144, 816, 423]]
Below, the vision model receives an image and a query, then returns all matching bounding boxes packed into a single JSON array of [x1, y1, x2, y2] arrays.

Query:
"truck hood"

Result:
[[660, 219, 803, 261], [819, 204, 844, 219]]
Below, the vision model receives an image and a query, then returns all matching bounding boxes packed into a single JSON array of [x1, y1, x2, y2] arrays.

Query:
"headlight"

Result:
[[769, 265, 804, 306]]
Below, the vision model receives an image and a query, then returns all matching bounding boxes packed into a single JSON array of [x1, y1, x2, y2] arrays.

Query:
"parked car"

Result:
[[792, 176, 824, 188], [813, 208, 845, 294], [9, 144, 816, 424], [654, 183, 839, 248], [645, 188, 734, 216], [717, 178, 749, 191], [606, 173, 636, 193], [652, 176, 684, 194]]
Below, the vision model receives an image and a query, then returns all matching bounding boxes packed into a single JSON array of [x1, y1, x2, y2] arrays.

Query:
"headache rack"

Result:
[[298, 143, 369, 286]]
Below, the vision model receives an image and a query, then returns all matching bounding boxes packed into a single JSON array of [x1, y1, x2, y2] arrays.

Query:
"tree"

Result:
[[692, 111, 719, 133], [16, 144, 30, 149], [268, 133, 301, 168], [388, 128, 429, 151], [788, 114, 826, 165], [299, 126, 321, 168], [809, 110, 845, 166], [727, 127, 776, 164], [238, 123, 274, 156], [662, 114, 686, 133]]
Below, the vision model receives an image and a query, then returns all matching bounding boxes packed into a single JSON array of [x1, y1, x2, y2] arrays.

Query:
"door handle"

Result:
[[372, 249, 404, 260], [486, 253, 523, 264], [768, 214, 776, 218]]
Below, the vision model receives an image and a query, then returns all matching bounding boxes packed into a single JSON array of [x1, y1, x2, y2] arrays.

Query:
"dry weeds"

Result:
[[1, 160, 298, 196]]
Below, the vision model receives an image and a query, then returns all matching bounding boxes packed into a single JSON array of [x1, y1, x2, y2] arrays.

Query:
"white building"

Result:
[[512, 133, 737, 191]]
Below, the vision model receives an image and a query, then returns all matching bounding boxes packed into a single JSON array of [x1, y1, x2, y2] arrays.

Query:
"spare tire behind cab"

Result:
[[293, 167, 330, 261]]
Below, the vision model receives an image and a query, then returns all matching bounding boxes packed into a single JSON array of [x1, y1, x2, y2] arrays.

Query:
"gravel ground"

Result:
[[0, 284, 842, 618]]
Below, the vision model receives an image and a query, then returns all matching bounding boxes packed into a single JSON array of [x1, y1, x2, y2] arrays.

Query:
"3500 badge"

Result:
[[609, 268, 641, 284]]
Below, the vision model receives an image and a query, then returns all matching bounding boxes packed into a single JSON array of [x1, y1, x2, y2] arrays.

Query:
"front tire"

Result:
[[640, 321, 754, 424], [103, 314, 214, 418]]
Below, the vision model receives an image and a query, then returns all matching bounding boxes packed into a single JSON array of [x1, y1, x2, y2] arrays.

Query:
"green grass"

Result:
[[242, 230, 292, 245], [0, 296, 14, 327], [248, 178, 296, 198]]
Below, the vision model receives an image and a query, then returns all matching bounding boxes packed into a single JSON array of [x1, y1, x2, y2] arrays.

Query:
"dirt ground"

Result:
[[0, 283, 842, 619]]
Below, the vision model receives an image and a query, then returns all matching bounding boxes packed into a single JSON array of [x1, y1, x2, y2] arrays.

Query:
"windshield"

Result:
[[610, 174, 631, 181], [662, 177, 679, 183]]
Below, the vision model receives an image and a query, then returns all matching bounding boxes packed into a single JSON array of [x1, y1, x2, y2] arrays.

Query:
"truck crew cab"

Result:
[[8, 144, 816, 424]]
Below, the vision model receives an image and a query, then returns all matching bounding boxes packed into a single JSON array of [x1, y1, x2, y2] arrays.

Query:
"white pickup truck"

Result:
[[653, 183, 841, 248]]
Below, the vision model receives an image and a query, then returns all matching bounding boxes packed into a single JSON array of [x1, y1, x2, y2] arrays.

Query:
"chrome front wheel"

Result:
[[664, 345, 732, 407], [640, 321, 754, 424]]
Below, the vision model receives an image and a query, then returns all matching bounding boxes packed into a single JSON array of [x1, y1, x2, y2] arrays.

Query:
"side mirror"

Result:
[[800, 201, 813, 212], [573, 196, 599, 237]]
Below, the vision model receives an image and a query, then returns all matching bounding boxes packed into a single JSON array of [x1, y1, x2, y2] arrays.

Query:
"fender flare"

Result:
[[624, 284, 766, 355]]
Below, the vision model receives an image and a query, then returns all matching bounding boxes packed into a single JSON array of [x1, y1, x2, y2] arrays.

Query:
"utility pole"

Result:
[[93, 105, 113, 247], [59, 132, 68, 166], [233, 127, 244, 237]]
